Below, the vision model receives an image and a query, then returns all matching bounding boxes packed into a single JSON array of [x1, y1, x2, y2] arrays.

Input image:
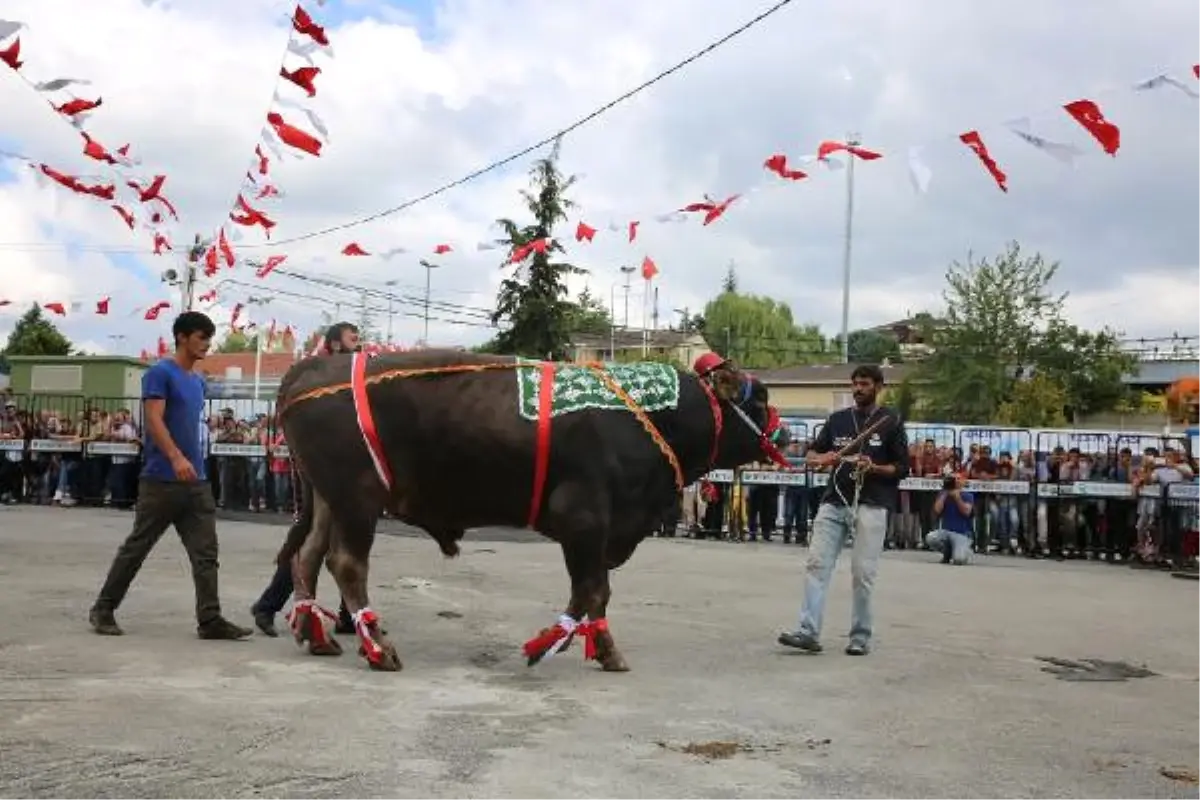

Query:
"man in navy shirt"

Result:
[[777, 364, 909, 656], [924, 474, 976, 565], [89, 311, 252, 640]]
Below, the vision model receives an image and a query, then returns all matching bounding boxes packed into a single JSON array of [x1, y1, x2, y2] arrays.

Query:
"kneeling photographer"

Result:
[[924, 474, 976, 565]]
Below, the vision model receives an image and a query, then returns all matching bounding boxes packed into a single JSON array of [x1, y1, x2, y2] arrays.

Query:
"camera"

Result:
[[943, 475, 958, 491]]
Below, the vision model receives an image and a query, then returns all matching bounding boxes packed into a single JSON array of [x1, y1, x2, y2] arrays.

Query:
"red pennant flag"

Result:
[[96, 297, 110, 315], [229, 194, 277, 236], [255, 144, 269, 176], [763, 153, 808, 181], [0, 37, 21, 71], [255, 183, 282, 200], [433, 243, 452, 254], [816, 140, 882, 161], [266, 112, 322, 157], [1193, 64, 1198, 79], [217, 228, 235, 267], [959, 131, 1008, 193], [230, 303, 244, 331], [641, 256, 658, 281], [156, 337, 169, 357], [509, 238, 549, 263], [198, 289, 218, 303], [127, 175, 179, 219], [56, 97, 102, 117], [81, 133, 121, 165], [204, 245, 219, 277], [342, 242, 370, 256], [628, 221, 639, 242], [44, 302, 67, 316], [1063, 99, 1121, 156], [255, 254, 288, 278], [79, 181, 115, 200], [144, 301, 171, 321], [680, 194, 741, 226], [153, 233, 172, 255], [139, 349, 151, 361], [111, 204, 135, 230], [575, 221, 596, 242], [280, 65, 321, 97], [292, 5, 330, 46]]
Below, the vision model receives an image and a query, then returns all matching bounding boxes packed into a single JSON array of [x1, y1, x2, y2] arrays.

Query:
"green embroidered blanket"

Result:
[[515, 359, 681, 421]]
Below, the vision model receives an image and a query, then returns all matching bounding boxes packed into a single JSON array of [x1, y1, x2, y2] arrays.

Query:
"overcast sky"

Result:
[[1, 0, 1197, 356]]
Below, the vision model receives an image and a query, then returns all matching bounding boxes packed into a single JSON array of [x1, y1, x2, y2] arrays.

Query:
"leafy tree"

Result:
[[994, 374, 1068, 428], [564, 286, 612, 336], [721, 262, 738, 294], [882, 378, 920, 422], [846, 328, 902, 364], [702, 290, 828, 369], [912, 241, 1135, 424], [489, 139, 587, 359], [612, 349, 689, 372], [2, 304, 73, 357], [215, 331, 258, 353]]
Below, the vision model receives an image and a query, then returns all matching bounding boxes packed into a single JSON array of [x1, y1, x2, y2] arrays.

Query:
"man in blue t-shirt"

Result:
[[89, 311, 252, 641], [924, 473, 976, 565]]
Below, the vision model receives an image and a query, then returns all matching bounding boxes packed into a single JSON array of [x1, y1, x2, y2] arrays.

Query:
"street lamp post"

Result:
[[839, 131, 861, 364], [244, 295, 273, 404], [619, 265, 635, 329], [418, 259, 441, 346]]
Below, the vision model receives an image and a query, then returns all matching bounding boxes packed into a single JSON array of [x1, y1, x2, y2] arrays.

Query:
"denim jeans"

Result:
[[796, 502, 887, 646], [925, 528, 972, 564], [782, 488, 809, 535]]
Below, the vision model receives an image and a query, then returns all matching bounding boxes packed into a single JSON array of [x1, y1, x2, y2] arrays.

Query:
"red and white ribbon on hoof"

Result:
[[522, 613, 579, 664], [285, 598, 338, 647], [352, 607, 384, 664], [576, 617, 609, 661]]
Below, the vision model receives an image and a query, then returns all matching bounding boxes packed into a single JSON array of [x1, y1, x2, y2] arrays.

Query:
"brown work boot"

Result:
[[197, 616, 254, 641], [89, 605, 124, 636]]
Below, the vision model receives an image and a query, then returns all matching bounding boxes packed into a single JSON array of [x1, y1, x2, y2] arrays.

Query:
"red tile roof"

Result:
[[196, 352, 298, 379]]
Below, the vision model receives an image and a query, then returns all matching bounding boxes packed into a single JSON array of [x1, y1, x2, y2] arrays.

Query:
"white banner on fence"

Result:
[[209, 443, 267, 458], [30, 438, 82, 453], [0, 439, 24, 452], [86, 442, 141, 457]]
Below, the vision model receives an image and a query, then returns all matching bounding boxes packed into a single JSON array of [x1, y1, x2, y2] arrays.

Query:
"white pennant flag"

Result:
[[0, 19, 25, 42], [287, 38, 334, 64], [906, 146, 931, 194], [273, 94, 330, 143], [379, 247, 408, 259], [259, 127, 288, 162], [475, 241, 499, 251], [1132, 73, 1199, 99], [1005, 117, 1083, 165], [34, 77, 92, 92]]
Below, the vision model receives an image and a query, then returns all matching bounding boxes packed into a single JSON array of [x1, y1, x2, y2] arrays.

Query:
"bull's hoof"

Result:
[[308, 637, 343, 657], [598, 651, 631, 673], [365, 642, 403, 672]]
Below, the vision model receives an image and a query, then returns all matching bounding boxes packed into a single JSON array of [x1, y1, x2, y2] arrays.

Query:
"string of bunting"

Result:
[[2, 11, 1196, 325]]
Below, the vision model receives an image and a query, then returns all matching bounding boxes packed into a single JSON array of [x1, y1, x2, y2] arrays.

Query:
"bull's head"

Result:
[[693, 353, 785, 469]]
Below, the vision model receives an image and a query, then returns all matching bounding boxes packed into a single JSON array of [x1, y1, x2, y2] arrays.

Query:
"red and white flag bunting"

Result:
[[0, 18, 182, 255]]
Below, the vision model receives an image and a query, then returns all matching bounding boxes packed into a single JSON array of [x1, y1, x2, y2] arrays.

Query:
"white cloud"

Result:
[[0, 0, 1196, 359]]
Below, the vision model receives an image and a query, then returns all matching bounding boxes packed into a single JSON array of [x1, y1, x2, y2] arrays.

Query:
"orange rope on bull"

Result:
[[278, 358, 686, 493]]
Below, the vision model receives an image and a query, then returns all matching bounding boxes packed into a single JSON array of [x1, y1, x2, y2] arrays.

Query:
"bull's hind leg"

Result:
[[326, 501, 400, 672], [289, 491, 342, 656]]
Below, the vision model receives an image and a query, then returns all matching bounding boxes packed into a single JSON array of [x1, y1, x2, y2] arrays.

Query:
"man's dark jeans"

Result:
[[95, 478, 223, 625]]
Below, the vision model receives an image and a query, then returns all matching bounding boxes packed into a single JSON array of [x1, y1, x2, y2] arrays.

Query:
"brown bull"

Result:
[[274, 348, 776, 673]]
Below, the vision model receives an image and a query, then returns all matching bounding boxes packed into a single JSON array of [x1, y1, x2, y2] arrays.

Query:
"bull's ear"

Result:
[[710, 369, 741, 402]]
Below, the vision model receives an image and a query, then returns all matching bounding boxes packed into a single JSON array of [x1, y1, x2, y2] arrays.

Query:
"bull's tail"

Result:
[[275, 470, 316, 566]]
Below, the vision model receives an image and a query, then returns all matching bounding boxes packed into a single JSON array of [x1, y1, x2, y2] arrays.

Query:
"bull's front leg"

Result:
[[523, 537, 629, 672], [288, 493, 342, 656]]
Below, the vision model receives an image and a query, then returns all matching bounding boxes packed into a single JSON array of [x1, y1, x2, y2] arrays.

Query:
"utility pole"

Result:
[[182, 234, 206, 312], [419, 259, 441, 346], [839, 131, 860, 364], [384, 279, 398, 345]]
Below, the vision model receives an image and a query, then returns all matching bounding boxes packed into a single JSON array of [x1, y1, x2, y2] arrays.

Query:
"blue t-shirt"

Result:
[[940, 491, 975, 535], [141, 359, 207, 482]]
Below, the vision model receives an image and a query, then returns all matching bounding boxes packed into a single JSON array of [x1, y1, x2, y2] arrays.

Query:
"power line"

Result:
[[234, 0, 798, 249]]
